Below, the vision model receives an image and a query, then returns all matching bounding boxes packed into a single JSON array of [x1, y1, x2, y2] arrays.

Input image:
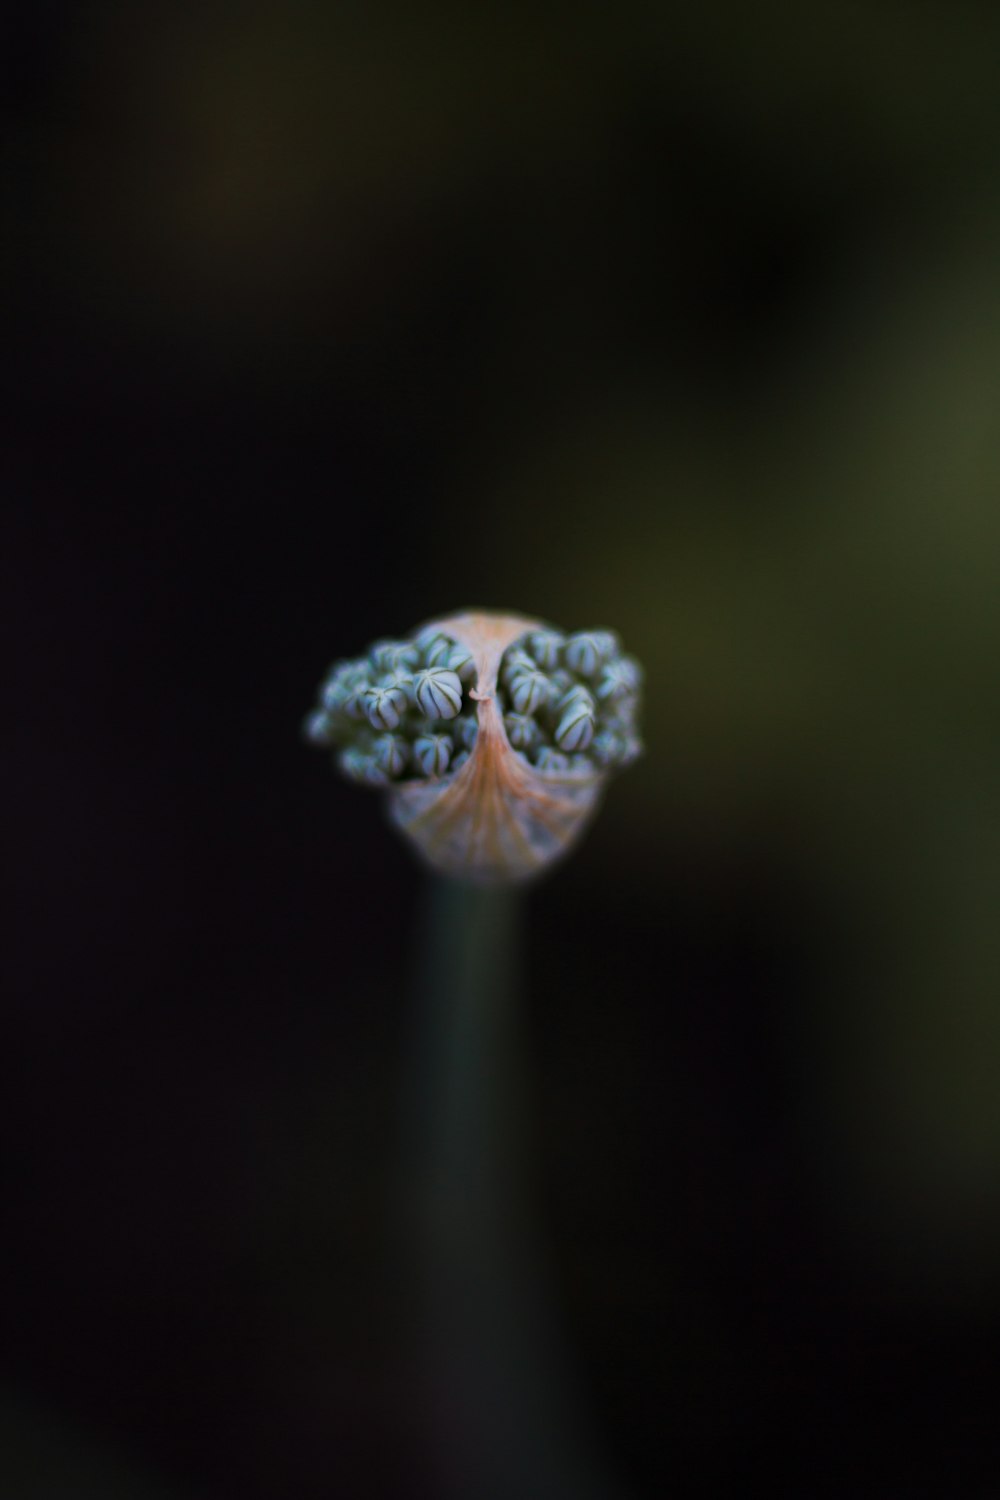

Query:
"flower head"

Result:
[[304, 611, 643, 882]]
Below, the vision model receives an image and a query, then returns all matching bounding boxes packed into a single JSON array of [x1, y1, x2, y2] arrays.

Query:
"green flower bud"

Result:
[[412, 626, 449, 661], [455, 713, 479, 750], [500, 646, 536, 686], [555, 697, 596, 752], [619, 734, 643, 766], [425, 634, 457, 668], [508, 669, 551, 716], [371, 640, 420, 674], [556, 682, 596, 715], [564, 632, 605, 678], [303, 709, 336, 746], [373, 733, 409, 777], [447, 645, 476, 683], [504, 712, 539, 751], [363, 683, 408, 731], [528, 629, 565, 670], [413, 667, 463, 720], [597, 658, 640, 701], [339, 747, 390, 786], [413, 733, 453, 777], [590, 728, 624, 767], [342, 681, 371, 720], [591, 629, 620, 659], [607, 694, 639, 735], [535, 746, 570, 773]]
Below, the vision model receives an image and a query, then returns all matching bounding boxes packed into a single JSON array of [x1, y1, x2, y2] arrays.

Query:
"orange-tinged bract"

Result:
[[305, 609, 643, 885]]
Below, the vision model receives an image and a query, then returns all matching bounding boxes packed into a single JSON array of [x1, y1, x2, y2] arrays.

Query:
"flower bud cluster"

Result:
[[304, 622, 643, 788], [495, 628, 643, 777], [303, 627, 477, 786]]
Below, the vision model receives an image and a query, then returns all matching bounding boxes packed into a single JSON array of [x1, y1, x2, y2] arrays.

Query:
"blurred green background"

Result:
[[5, 2, 1000, 1497]]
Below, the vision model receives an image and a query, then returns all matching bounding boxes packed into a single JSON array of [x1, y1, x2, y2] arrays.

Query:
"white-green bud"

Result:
[[504, 712, 539, 751], [564, 632, 605, 678], [455, 714, 479, 750], [339, 747, 389, 786], [556, 682, 596, 716], [607, 694, 639, 735], [591, 630, 620, 659], [424, 634, 457, 668], [373, 733, 409, 777], [319, 680, 347, 715], [591, 728, 624, 767], [371, 640, 420, 674], [303, 709, 336, 746], [413, 733, 453, 777], [500, 647, 536, 686], [528, 629, 564, 670], [413, 667, 463, 720], [447, 645, 476, 683], [535, 746, 570, 773], [363, 683, 408, 731], [596, 659, 639, 701], [508, 669, 551, 716], [412, 626, 449, 660], [619, 734, 643, 766], [450, 749, 470, 773], [555, 697, 596, 752], [342, 681, 371, 721], [377, 669, 415, 702]]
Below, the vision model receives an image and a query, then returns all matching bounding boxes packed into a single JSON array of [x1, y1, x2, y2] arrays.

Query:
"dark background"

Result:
[[5, 3, 1000, 1496]]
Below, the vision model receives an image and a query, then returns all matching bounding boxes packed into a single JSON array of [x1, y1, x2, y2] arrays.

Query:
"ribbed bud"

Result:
[[563, 632, 605, 677], [363, 684, 408, 731], [500, 647, 536, 686], [591, 630, 620, 660], [413, 626, 449, 661], [556, 682, 596, 715], [413, 667, 463, 720], [591, 728, 624, 767], [450, 749, 470, 773], [319, 680, 348, 715], [339, 747, 389, 786], [377, 670, 416, 703], [508, 669, 551, 715], [568, 755, 595, 777], [303, 709, 336, 746], [596, 659, 636, 701], [373, 733, 409, 778], [371, 640, 420, 674], [535, 746, 570, 773], [342, 681, 371, 720], [504, 712, 539, 751], [555, 698, 596, 752], [528, 629, 565, 670], [608, 695, 639, 734], [619, 734, 643, 766], [425, 635, 457, 668], [455, 714, 479, 750], [447, 645, 475, 683], [413, 733, 453, 777]]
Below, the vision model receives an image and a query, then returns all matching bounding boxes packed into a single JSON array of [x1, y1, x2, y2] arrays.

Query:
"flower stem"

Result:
[[402, 877, 621, 1500]]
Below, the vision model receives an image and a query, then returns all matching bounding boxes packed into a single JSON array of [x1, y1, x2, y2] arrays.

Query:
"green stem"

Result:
[[403, 878, 621, 1500]]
